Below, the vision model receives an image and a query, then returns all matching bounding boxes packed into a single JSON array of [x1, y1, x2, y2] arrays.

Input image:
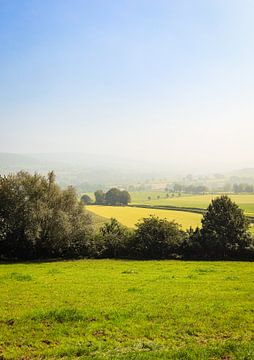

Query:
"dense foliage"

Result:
[[131, 216, 186, 259], [80, 194, 92, 205], [166, 183, 209, 194], [0, 172, 92, 259], [94, 188, 131, 205], [182, 196, 254, 260], [201, 196, 253, 259], [233, 183, 254, 193], [88, 218, 132, 258], [0, 174, 253, 261]]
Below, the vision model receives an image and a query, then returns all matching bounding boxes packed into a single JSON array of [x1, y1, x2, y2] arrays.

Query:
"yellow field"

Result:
[[86, 205, 202, 229]]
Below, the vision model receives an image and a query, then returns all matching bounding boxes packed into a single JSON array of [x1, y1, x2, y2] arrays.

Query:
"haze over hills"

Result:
[[1, 152, 254, 193], [0, 152, 179, 189]]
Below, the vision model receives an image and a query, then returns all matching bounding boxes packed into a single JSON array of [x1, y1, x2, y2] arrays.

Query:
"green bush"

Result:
[[131, 215, 187, 259], [88, 218, 132, 258], [0, 171, 92, 259]]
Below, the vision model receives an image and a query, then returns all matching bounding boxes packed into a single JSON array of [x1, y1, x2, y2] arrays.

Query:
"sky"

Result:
[[1, 0, 254, 172]]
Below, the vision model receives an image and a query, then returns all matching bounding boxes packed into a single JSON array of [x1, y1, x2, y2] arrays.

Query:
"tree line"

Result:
[[168, 183, 209, 194], [233, 183, 254, 193], [0, 172, 253, 261], [167, 182, 254, 194], [81, 188, 131, 206]]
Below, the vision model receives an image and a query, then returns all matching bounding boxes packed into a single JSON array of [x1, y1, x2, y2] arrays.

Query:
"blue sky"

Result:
[[1, 0, 254, 171]]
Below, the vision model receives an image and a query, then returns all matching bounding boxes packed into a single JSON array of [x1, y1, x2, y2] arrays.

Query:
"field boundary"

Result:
[[128, 204, 254, 223]]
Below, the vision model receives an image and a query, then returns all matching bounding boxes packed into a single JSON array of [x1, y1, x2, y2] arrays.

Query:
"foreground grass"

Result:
[[0, 260, 253, 359], [86, 205, 202, 229]]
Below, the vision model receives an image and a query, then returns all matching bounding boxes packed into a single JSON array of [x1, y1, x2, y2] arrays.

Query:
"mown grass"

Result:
[[0, 260, 253, 359], [86, 205, 202, 229], [130, 192, 254, 216]]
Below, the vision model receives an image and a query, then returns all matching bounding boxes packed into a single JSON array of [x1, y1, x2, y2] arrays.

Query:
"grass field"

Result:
[[129, 192, 254, 216], [0, 260, 253, 359], [86, 205, 202, 229]]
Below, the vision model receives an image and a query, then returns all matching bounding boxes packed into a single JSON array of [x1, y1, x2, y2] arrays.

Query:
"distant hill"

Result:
[[2, 152, 253, 191], [0, 153, 51, 172], [230, 168, 254, 177], [0, 152, 168, 191]]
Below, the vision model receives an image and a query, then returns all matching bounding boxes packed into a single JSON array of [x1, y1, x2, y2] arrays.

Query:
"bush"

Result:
[[181, 227, 204, 259], [131, 216, 187, 259], [88, 218, 132, 258]]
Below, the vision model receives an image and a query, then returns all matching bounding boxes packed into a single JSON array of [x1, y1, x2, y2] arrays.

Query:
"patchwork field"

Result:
[[86, 205, 202, 229], [129, 192, 254, 216], [0, 260, 253, 359]]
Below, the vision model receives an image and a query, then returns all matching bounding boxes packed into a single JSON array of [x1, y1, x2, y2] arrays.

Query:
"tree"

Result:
[[223, 183, 232, 192], [105, 188, 121, 205], [119, 190, 131, 205], [132, 216, 186, 259], [94, 190, 105, 205], [81, 194, 92, 205], [201, 195, 253, 259], [99, 218, 131, 257], [0, 171, 92, 259], [173, 183, 182, 193], [104, 188, 131, 205]]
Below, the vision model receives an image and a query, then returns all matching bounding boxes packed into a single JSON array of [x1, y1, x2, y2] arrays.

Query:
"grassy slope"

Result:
[[0, 260, 253, 359], [86, 209, 109, 230], [86, 205, 202, 229]]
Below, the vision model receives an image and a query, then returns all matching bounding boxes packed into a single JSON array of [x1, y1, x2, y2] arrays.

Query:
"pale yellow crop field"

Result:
[[86, 205, 202, 229]]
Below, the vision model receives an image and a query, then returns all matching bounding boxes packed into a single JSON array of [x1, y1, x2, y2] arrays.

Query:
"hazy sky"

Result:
[[1, 0, 254, 171]]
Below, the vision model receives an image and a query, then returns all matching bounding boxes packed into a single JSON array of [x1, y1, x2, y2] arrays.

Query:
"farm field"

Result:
[[129, 192, 254, 216], [86, 209, 109, 230], [86, 205, 202, 229], [0, 260, 253, 359]]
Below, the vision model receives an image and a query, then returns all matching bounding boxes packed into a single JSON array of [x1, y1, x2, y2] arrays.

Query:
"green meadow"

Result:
[[0, 260, 253, 359], [129, 192, 254, 216]]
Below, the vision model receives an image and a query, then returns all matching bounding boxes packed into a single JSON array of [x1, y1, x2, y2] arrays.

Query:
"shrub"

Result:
[[88, 218, 132, 258], [131, 216, 186, 259], [181, 227, 204, 259]]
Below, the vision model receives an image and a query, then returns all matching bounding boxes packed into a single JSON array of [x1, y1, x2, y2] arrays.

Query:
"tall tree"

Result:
[[119, 190, 131, 205], [201, 195, 252, 259], [81, 194, 92, 205], [0, 172, 92, 259], [104, 188, 131, 205], [105, 188, 121, 205], [94, 190, 105, 205]]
